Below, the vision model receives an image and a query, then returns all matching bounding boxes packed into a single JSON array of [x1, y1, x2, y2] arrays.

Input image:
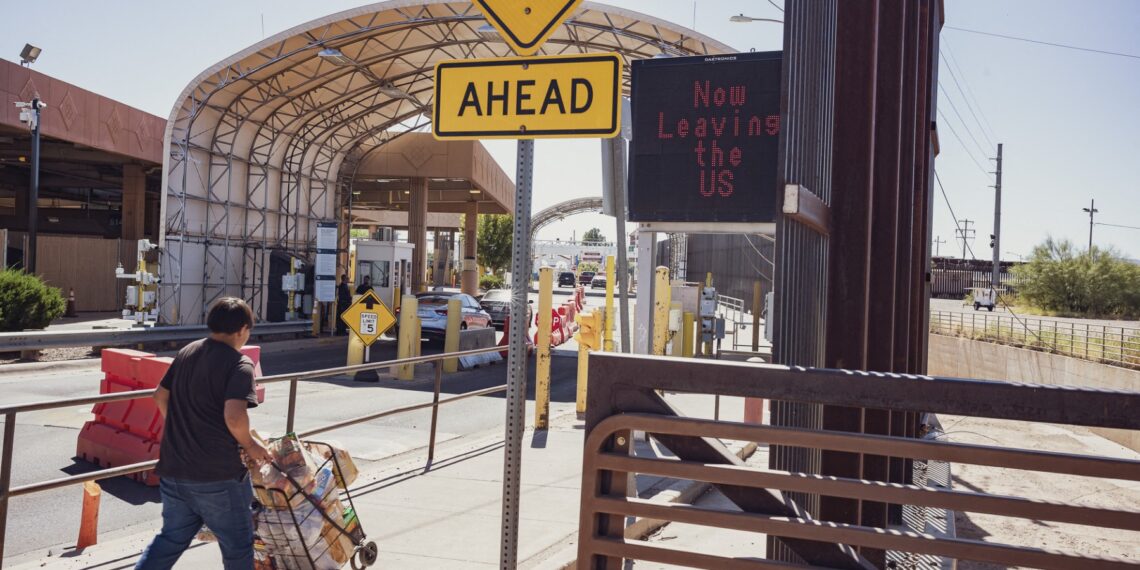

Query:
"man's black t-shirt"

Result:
[[156, 338, 258, 481]]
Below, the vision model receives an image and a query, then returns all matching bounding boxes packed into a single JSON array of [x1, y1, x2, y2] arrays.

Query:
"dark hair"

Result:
[[206, 297, 254, 334]]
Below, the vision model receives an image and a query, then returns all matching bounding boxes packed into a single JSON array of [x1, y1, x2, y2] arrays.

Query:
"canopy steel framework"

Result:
[[160, 1, 731, 324]]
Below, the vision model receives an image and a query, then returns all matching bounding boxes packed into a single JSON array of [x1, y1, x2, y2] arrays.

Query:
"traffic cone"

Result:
[[66, 288, 78, 317]]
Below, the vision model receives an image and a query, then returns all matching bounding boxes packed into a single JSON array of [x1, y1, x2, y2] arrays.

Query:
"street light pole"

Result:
[[15, 97, 44, 273], [990, 143, 1002, 288], [1082, 199, 1098, 254]]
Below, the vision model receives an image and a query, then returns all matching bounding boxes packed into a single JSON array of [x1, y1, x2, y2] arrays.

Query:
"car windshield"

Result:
[[483, 290, 510, 302]]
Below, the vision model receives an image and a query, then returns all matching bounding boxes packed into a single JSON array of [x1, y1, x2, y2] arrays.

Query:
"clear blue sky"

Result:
[[3, 0, 1137, 258]]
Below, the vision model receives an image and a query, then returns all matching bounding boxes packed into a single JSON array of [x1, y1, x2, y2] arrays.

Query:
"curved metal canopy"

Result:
[[529, 197, 604, 242], [158, 0, 731, 324]]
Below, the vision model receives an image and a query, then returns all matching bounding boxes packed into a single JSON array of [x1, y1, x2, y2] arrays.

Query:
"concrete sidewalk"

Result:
[[9, 410, 587, 569]]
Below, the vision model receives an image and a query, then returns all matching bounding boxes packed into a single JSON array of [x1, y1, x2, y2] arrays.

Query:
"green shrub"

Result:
[[1014, 237, 1140, 318], [479, 274, 505, 290], [0, 269, 67, 331]]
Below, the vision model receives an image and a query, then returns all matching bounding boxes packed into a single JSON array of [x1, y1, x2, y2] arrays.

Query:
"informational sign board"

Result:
[[433, 53, 622, 140], [314, 221, 338, 302], [628, 52, 782, 223], [339, 290, 396, 347], [471, 0, 583, 56]]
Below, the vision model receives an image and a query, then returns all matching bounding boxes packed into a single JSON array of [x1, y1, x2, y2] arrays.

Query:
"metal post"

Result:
[[428, 361, 442, 465], [27, 99, 42, 273], [610, 139, 632, 353], [752, 281, 762, 351], [991, 143, 1002, 287], [604, 255, 615, 351], [286, 378, 298, 434], [500, 139, 534, 569], [1, 412, 16, 562]]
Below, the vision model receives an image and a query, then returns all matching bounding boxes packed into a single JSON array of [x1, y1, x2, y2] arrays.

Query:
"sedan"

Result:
[[479, 289, 534, 329], [590, 275, 607, 290], [394, 292, 492, 340]]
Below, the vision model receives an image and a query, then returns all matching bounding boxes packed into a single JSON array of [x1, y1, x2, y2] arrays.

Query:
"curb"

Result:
[[532, 441, 760, 570], [0, 336, 342, 375]]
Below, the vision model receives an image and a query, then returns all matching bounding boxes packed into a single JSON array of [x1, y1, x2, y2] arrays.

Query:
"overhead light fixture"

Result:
[[20, 44, 41, 66], [317, 48, 355, 66], [729, 14, 783, 24], [377, 80, 412, 100], [476, 23, 499, 41], [47, 216, 60, 223], [469, 189, 481, 194]]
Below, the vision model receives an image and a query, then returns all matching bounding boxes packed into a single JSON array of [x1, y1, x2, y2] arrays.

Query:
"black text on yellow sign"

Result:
[[432, 52, 622, 140]]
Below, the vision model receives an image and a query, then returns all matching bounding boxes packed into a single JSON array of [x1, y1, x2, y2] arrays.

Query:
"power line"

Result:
[[767, 0, 784, 13], [939, 43, 997, 146], [1096, 221, 1140, 231], [945, 25, 1140, 61], [941, 40, 999, 143], [938, 83, 990, 159], [936, 109, 990, 177], [934, 170, 978, 260]]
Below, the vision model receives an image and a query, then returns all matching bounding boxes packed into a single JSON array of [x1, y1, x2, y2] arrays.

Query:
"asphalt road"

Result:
[[0, 312, 587, 561]]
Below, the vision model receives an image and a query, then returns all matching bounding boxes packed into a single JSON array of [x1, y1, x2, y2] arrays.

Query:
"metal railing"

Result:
[[930, 310, 1140, 369], [577, 353, 1140, 569], [0, 345, 504, 562], [715, 294, 760, 352], [0, 320, 312, 353]]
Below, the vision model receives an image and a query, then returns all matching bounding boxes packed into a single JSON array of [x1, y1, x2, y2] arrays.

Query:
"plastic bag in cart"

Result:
[[303, 440, 359, 488]]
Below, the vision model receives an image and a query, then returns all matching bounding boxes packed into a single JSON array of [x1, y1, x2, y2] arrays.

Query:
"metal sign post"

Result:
[[500, 138, 534, 568]]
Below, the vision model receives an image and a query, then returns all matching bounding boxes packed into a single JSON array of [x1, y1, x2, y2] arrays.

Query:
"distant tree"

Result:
[[1014, 237, 1140, 317], [582, 227, 606, 244], [477, 214, 513, 276], [577, 261, 600, 273]]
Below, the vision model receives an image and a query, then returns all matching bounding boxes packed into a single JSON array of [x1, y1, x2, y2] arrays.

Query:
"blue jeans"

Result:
[[136, 476, 255, 570]]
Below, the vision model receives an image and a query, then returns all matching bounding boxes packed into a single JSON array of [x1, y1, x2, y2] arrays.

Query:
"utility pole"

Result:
[[991, 143, 1003, 287], [932, 236, 946, 257], [955, 219, 975, 260], [15, 97, 45, 273], [1082, 199, 1098, 254]]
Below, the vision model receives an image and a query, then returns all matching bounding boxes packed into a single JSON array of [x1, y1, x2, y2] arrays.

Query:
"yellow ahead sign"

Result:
[[472, 0, 583, 56], [340, 290, 396, 347], [433, 52, 622, 140]]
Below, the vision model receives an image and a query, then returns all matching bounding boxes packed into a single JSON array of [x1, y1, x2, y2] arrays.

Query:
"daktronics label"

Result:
[[628, 52, 781, 223]]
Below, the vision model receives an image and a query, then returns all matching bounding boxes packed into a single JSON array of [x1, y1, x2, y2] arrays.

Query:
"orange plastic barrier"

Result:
[[78, 344, 269, 486]]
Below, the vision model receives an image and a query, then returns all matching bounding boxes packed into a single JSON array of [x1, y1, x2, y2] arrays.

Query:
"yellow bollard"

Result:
[[535, 268, 553, 429], [683, 311, 695, 357], [651, 266, 670, 355], [395, 295, 417, 380], [443, 298, 461, 373], [706, 272, 713, 288], [669, 301, 683, 356], [347, 331, 364, 365], [604, 255, 615, 351], [575, 335, 589, 414], [752, 280, 762, 352]]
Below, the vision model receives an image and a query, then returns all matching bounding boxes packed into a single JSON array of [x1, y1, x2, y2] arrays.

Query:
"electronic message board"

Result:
[[628, 52, 782, 223]]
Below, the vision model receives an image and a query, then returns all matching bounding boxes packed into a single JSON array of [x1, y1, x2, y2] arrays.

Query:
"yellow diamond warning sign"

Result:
[[472, 0, 583, 56], [432, 52, 622, 140], [340, 290, 396, 347]]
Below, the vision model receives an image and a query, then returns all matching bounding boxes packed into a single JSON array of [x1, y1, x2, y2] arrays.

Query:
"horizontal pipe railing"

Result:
[[0, 320, 312, 352], [0, 344, 507, 562], [929, 310, 1140, 368], [578, 355, 1140, 569]]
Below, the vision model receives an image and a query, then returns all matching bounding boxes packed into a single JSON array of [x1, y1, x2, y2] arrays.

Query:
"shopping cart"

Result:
[[253, 440, 378, 570]]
